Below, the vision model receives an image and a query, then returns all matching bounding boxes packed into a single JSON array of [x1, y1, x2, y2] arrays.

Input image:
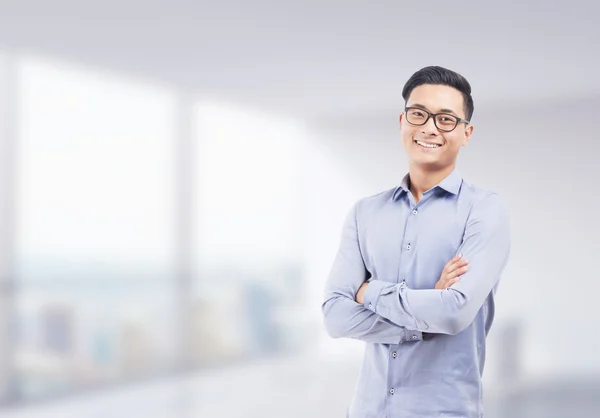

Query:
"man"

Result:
[[322, 66, 510, 417]]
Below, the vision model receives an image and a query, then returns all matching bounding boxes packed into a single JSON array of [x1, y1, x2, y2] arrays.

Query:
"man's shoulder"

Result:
[[355, 186, 397, 207], [459, 181, 509, 216], [349, 187, 398, 219]]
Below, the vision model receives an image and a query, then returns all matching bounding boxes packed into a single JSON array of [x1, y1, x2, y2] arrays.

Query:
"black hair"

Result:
[[401, 66, 474, 120]]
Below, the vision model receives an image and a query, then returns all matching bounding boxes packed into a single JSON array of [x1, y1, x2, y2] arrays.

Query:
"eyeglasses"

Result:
[[404, 107, 470, 132]]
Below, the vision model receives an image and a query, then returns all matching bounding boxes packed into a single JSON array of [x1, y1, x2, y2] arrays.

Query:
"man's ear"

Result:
[[462, 124, 474, 146]]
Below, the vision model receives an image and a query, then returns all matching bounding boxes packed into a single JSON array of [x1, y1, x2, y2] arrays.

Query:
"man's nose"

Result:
[[421, 116, 439, 135]]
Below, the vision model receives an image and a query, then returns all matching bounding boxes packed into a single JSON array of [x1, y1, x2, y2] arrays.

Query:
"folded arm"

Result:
[[322, 203, 423, 344], [363, 193, 511, 335]]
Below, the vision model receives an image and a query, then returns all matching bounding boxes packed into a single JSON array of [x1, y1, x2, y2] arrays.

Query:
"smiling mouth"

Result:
[[414, 140, 442, 149]]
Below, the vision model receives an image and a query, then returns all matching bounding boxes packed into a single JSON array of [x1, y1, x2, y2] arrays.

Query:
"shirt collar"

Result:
[[392, 168, 463, 201], [437, 168, 463, 195]]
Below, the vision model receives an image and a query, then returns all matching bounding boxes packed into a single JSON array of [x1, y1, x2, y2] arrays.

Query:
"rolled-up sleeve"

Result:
[[322, 202, 416, 344], [364, 193, 511, 335]]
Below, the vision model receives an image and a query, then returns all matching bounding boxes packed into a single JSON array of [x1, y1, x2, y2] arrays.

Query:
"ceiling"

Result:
[[1, 0, 598, 122]]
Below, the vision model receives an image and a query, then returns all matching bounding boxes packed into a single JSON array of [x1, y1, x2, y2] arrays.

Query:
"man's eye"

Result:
[[438, 116, 457, 124], [411, 111, 425, 118]]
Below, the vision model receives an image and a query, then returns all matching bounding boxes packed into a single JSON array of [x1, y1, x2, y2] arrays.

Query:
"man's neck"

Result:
[[408, 164, 455, 203]]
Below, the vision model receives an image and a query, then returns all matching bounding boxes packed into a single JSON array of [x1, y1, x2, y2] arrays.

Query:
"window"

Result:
[[191, 102, 306, 364], [15, 56, 177, 399]]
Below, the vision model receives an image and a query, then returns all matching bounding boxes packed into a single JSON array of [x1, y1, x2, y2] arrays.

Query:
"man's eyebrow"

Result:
[[408, 103, 429, 111], [409, 103, 459, 116], [438, 108, 459, 115]]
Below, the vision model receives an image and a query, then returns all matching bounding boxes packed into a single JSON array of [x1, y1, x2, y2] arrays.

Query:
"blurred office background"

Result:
[[0, 1, 599, 417]]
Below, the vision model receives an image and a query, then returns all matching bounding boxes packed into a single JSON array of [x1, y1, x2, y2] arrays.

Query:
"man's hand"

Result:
[[355, 282, 369, 304], [434, 254, 469, 290], [355, 254, 467, 304]]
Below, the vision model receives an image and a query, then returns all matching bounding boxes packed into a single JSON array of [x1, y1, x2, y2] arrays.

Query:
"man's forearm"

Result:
[[322, 203, 423, 344], [322, 293, 422, 344], [362, 194, 510, 335]]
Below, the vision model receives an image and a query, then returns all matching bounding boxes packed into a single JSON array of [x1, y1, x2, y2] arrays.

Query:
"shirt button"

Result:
[[389, 388, 395, 395], [412, 210, 417, 215], [411, 335, 418, 340], [392, 351, 397, 358], [368, 303, 373, 309], [406, 244, 411, 250]]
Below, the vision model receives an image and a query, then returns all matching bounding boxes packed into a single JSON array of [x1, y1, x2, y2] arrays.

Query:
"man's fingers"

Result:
[[442, 266, 468, 289], [445, 264, 468, 281], [447, 254, 463, 268], [437, 256, 469, 290], [443, 275, 462, 288], [455, 265, 468, 276], [444, 277, 461, 289], [444, 254, 466, 272], [447, 259, 468, 274]]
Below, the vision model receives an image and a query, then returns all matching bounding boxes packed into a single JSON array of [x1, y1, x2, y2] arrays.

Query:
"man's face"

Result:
[[400, 84, 474, 170]]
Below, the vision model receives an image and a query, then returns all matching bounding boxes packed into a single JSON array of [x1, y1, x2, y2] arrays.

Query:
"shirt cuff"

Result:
[[362, 279, 390, 314], [363, 280, 424, 343]]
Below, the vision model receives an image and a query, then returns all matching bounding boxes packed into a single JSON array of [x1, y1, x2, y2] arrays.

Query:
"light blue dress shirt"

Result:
[[322, 169, 510, 418]]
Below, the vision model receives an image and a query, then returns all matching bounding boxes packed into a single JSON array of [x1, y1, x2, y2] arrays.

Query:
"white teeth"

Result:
[[416, 141, 440, 149]]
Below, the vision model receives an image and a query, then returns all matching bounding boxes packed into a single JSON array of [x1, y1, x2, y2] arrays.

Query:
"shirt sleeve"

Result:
[[363, 193, 511, 335], [322, 202, 423, 344]]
